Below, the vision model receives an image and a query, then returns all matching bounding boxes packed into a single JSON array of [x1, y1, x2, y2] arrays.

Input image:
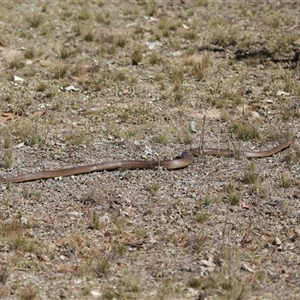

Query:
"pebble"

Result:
[[91, 290, 102, 296], [273, 237, 282, 246], [189, 121, 197, 133], [241, 263, 255, 273], [20, 217, 28, 226]]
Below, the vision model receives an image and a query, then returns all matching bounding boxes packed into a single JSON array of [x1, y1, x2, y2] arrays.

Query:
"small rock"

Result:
[[39, 59, 51, 67], [126, 22, 137, 28], [74, 279, 84, 284], [189, 121, 197, 133], [148, 17, 158, 23], [64, 85, 78, 92], [251, 111, 260, 119], [241, 263, 255, 273], [99, 215, 110, 224], [171, 51, 182, 57], [273, 237, 282, 246], [20, 217, 28, 226], [14, 142, 25, 149], [276, 90, 290, 96], [146, 41, 162, 50], [201, 259, 216, 268], [13, 75, 24, 82], [91, 290, 102, 297], [69, 212, 83, 217], [262, 99, 274, 104], [144, 146, 153, 155]]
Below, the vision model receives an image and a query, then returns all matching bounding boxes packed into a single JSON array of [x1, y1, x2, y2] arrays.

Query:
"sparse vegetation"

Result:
[[77, 8, 90, 21], [9, 58, 25, 69], [187, 277, 201, 288], [2, 135, 13, 169], [93, 260, 109, 278], [229, 122, 260, 141], [36, 82, 47, 92], [227, 181, 241, 206], [90, 211, 100, 230], [84, 31, 94, 42], [0, 2, 298, 299], [14, 121, 47, 147], [131, 48, 143, 65], [19, 284, 38, 300], [279, 171, 292, 188], [9, 235, 36, 252], [21, 187, 41, 201], [24, 48, 34, 59], [0, 266, 9, 285], [53, 65, 68, 79], [244, 161, 259, 184], [27, 14, 43, 28], [152, 134, 168, 145], [195, 212, 209, 223], [171, 66, 184, 86], [63, 129, 93, 146], [148, 183, 160, 196]]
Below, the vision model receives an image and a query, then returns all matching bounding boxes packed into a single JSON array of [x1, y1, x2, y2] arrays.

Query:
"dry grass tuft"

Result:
[[131, 48, 143, 65], [229, 122, 260, 141], [19, 284, 38, 300]]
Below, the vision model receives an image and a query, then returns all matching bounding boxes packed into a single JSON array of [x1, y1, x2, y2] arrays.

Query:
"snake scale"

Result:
[[0, 139, 293, 183]]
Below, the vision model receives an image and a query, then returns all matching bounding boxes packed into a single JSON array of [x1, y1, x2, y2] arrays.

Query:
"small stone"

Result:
[[201, 259, 216, 268], [74, 279, 84, 284], [39, 59, 51, 67], [273, 237, 282, 246], [144, 146, 153, 155], [241, 263, 255, 273], [276, 90, 290, 96], [189, 121, 197, 133], [171, 51, 182, 57], [20, 217, 28, 226], [13, 75, 24, 82], [69, 211, 83, 217], [146, 41, 162, 50], [251, 111, 260, 119], [91, 290, 102, 297], [99, 215, 110, 224], [64, 85, 78, 92]]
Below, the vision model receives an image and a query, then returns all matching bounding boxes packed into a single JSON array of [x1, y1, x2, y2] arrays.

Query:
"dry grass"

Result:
[[0, 1, 299, 299]]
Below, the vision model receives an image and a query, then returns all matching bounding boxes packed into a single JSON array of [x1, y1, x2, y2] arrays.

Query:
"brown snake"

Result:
[[0, 139, 293, 183]]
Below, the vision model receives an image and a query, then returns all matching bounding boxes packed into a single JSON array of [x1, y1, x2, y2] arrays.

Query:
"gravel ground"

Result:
[[0, 1, 300, 299]]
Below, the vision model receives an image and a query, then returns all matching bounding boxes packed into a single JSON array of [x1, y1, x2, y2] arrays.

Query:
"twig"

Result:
[[200, 115, 206, 154]]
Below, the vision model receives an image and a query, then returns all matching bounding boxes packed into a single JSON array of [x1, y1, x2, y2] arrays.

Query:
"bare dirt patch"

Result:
[[0, 2, 299, 299]]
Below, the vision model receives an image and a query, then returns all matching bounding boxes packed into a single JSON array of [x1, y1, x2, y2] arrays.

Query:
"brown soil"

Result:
[[0, 2, 299, 299]]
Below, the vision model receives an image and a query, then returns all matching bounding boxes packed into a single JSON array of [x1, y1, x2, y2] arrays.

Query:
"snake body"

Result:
[[0, 139, 293, 183]]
